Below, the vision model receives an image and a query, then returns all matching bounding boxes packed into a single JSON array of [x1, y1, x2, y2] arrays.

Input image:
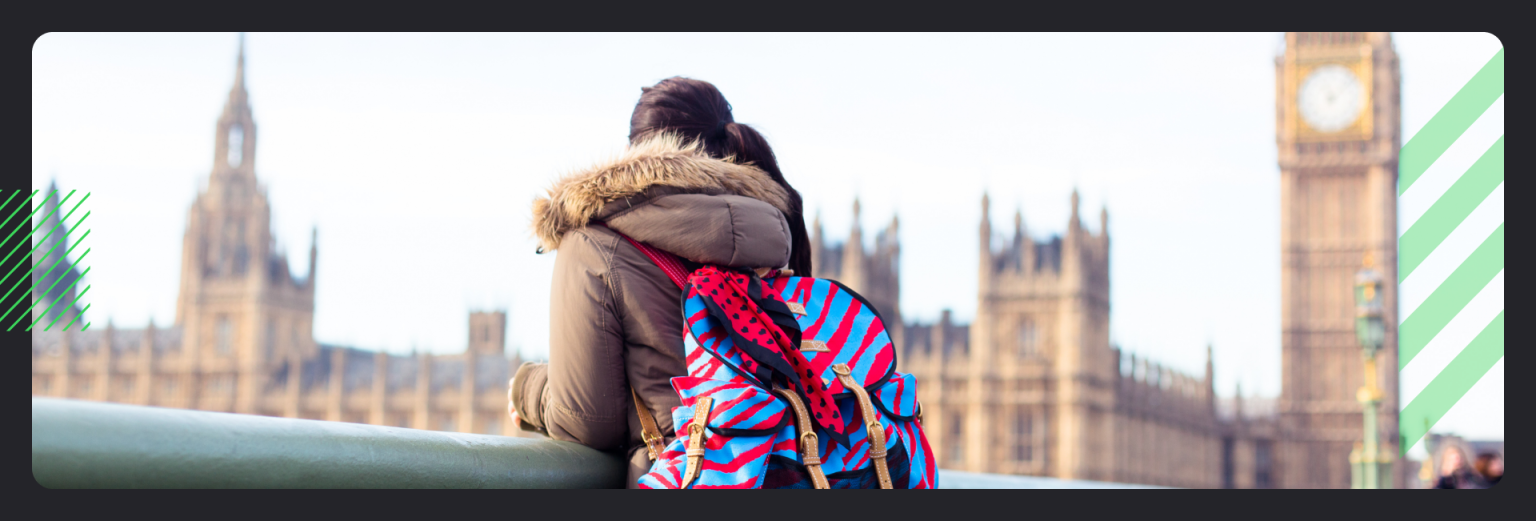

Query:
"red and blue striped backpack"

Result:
[[612, 229, 937, 489]]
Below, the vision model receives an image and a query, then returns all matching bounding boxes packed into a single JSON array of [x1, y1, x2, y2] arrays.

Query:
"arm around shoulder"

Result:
[[539, 228, 632, 450]]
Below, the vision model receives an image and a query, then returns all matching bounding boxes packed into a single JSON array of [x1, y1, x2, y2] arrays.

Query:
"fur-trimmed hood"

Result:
[[532, 133, 792, 253]]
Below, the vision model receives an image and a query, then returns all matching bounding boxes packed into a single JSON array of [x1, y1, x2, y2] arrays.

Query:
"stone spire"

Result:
[[1069, 188, 1081, 233], [1014, 208, 1025, 239], [32, 180, 85, 328], [1205, 343, 1216, 406], [848, 196, 863, 247], [225, 32, 250, 119], [1205, 343, 1215, 383], [215, 32, 255, 177], [307, 226, 318, 288], [235, 32, 245, 90], [842, 196, 865, 289], [812, 209, 822, 245]]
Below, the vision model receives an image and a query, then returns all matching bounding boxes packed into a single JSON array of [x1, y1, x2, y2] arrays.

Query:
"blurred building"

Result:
[[816, 32, 1402, 488], [30, 36, 522, 437], [817, 193, 1278, 488], [30, 181, 87, 330]]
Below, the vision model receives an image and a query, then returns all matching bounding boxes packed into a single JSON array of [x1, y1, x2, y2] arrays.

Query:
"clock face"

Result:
[[1297, 65, 1364, 133], [227, 124, 245, 168]]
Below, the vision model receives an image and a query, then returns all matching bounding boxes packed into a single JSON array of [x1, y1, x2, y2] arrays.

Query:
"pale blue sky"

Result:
[[31, 33, 1501, 441]]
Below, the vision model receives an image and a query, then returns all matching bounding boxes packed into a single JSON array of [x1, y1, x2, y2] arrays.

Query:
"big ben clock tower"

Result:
[[1276, 32, 1401, 489]]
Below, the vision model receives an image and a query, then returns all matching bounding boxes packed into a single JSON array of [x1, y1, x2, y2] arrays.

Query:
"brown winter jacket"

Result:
[[511, 134, 795, 487]]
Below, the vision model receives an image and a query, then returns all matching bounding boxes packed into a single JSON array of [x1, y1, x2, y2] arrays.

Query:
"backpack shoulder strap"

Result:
[[632, 387, 667, 461], [598, 223, 688, 290]]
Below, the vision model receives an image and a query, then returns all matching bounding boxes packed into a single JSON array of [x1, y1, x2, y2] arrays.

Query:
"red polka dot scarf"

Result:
[[685, 266, 847, 445]]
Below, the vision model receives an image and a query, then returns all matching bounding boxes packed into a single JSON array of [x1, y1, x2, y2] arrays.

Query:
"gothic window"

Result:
[[215, 316, 233, 355], [1255, 440, 1275, 489], [227, 123, 244, 168], [232, 222, 248, 275], [207, 375, 231, 394], [1221, 437, 1236, 488], [440, 416, 456, 432], [264, 319, 277, 362], [1017, 320, 1039, 359], [121, 376, 135, 395], [1013, 411, 1035, 462], [949, 413, 965, 464], [485, 416, 501, 435]]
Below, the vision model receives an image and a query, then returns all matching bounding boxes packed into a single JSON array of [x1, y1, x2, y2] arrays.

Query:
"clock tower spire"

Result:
[[1275, 32, 1401, 489]]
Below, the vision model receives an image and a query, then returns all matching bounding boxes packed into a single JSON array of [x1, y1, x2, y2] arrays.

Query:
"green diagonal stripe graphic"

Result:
[[0, 190, 71, 269], [14, 250, 90, 330], [1399, 136, 1503, 282], [1, 190, 52, 251], [31, 263, 90, 331], [1399, 49, 1503, 195], [1400, 224, 1502, 369], [2, 188, 93, 331], [0, 227, 88, 317], [1, 210, 89, 295], [0, 190, 27, 226], [50, 286, 91, 331], [1399, 311, 1503, 455], [61, 302, 91, 332]]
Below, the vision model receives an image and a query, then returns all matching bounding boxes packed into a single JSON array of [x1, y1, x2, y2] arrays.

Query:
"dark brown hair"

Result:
[[628, 77, 813, 277]]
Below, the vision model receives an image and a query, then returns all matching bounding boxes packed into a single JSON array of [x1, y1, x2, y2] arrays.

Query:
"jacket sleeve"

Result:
[[522, 228, 631, 450]]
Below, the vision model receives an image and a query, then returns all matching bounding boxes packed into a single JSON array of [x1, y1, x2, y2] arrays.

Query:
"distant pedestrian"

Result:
[[1433, 442, 1488, 489], [1474, 452, 1503, 487]]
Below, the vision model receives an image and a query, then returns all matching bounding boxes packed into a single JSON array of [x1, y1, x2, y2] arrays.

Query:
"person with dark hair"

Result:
[[1474, 452, 1503, 487], [508, 77, 813, 487]]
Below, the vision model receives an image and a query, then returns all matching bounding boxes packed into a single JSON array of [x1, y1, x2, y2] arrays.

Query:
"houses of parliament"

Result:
[[813, 32, 1403, 488], [30, 38, 524, 438], [32, 32, 1402, 488]]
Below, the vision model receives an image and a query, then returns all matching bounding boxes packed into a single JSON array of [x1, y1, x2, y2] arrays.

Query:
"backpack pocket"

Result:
[[870, 372, 937, 489], [637, 378, 791, 489]]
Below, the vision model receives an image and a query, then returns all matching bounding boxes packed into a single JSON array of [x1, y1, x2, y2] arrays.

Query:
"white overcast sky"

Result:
[[31, 33, 1502, 440]]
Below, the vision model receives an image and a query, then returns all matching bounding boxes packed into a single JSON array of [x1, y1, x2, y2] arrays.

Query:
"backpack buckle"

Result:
[[641, 430, 665, 461]]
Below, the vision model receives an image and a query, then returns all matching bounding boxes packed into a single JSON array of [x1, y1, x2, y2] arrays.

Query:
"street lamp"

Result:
[[1351, 252, 1393, 489]]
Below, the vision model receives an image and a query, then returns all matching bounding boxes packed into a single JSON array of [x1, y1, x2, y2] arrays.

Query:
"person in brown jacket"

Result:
[[509, 77, 815, 487]]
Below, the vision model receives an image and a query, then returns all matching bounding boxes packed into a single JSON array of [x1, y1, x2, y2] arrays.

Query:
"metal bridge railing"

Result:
[[33, 397, 1166, 489], [32, 397, 626, 489]]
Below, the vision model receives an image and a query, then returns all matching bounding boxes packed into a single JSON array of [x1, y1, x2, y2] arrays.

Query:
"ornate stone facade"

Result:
[[818, 193, 1278, 488], [1275, 31, 1402, 489], [812, 32, 1401, 488], [29, 37, 522, 437]]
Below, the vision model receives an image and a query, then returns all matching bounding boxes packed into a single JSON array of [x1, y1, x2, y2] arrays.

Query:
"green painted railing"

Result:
[[31, 397, 626, 489], [33, 397, 1165, 489]]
